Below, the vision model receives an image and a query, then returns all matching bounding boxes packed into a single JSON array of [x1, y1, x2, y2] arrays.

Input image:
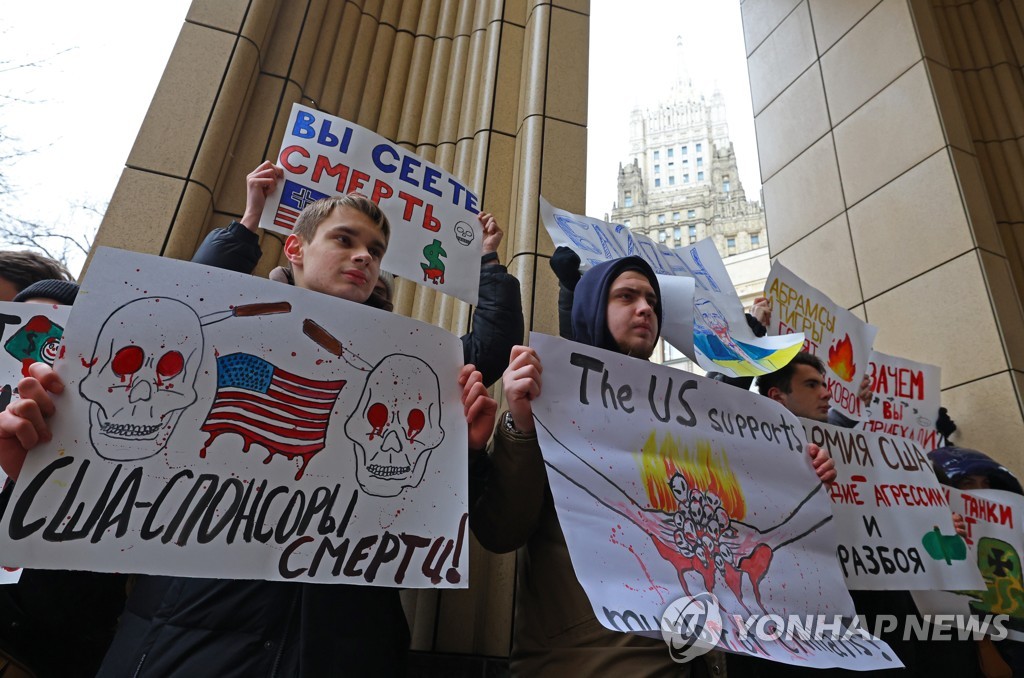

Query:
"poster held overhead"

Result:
[[259, 103, 483, 305], [862, 351, 942, 450], [765, 261, 878, 420]]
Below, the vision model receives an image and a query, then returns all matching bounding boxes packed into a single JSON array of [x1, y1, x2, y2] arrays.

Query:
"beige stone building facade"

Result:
[[89, 0, 1024, 667], [742, 0, 1024, 470]]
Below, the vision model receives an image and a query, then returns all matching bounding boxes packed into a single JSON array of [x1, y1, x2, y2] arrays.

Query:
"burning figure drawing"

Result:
[[540, 423, 830, 616]]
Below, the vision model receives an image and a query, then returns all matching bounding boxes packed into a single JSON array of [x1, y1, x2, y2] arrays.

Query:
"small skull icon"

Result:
[[454, 221, 475, 246]]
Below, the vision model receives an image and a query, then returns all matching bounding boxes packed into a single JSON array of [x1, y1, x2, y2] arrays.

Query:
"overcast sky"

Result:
[[1, 1, 191, 274], [1, 1, 757, 275], [587, 0, 760, 218]]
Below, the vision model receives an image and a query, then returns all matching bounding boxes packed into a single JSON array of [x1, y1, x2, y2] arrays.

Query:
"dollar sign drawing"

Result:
[[24, 331, 37, 357], [420, 239, 447, 285]]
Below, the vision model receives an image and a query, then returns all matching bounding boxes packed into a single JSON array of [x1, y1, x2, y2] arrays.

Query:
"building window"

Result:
[[654, 164, 660, 174], [696, 143, 702, 152], [727, 237, 736, 251], [698, 171, 704, 181], [751, 233, 760, 246], [665, 342, 685, 362], [668, 161, 674, 170], [654, 177, 661, 187], [682, 158, 689, 166], [624, 220, 630, 228], [673, 227, 681, 241], [658, 213, 666, 224], [688, 225, 697, 243], [669, 176, 676, 185], [667, 148, 674, 158], [654, 150, 660, 161], [681, 145, 688, 154], [624, 192, 633, 207], [659, 230, 667, 243], [672, 212, 680, 221], [683, 173, 689, 183], [723, 179, 730, 192], [697, 157, 703, 168], [687, 209, 696, 218]]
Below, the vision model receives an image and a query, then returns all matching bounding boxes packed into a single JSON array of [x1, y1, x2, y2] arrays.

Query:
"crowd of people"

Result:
[[0, 163, 1019, 677]]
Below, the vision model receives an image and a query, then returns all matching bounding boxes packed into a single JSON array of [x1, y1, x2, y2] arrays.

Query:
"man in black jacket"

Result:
[[194, 162, 524, 388]]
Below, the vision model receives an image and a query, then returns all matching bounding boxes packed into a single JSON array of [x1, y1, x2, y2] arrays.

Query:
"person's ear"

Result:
[[767, 386, 786, 406], [283, 234, 304, 267]]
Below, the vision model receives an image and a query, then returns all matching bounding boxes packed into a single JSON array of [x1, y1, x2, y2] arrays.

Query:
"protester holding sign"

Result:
[[0, 183, 498, 677], [0, 281, 128, 678], [197, 161, 524, 388], [471, 256, 728, 675]]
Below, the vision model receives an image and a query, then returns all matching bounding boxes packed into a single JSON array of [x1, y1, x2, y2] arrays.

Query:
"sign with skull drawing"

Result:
[[0, 248, 469, 588]]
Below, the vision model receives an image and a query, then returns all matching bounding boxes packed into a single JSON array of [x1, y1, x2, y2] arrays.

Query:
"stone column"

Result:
[[743, 0, 1024, 468], [91, 0, 590, 663]]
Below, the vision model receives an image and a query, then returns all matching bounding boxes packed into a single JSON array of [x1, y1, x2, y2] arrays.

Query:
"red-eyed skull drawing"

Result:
[[79, 298, 203, 461], [344, 354, 444, 497]]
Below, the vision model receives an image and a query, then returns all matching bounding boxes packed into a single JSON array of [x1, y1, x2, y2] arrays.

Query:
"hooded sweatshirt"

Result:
[[570, 256, 663, 353]]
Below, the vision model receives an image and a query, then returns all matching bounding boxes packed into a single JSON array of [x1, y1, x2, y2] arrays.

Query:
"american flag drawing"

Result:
[[273, 180, 329, 231], [200, 353, 345, 478]]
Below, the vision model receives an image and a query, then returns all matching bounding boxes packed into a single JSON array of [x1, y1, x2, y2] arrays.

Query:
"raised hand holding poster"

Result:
[[528, 332, 899, 670], [260, 103, 483, 305], [862, 351, 941, 450], [0, 248, 469, 588], [539, 197, 804, 378], [803, 420, 983, 591], [765, 262, 878, 420]]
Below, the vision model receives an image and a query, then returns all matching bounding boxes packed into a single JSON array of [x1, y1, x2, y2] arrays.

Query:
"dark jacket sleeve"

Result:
[[557, 282, 574, 340], [469, 421, 548, 554], [828, 408, 858, 428], [462, 262, 524, 387], [708, 371, 754, 391], [191, 221, 263, 273]]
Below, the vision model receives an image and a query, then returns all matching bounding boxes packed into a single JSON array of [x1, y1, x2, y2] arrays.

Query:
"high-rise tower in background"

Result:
[[610, 38, 768, 371]]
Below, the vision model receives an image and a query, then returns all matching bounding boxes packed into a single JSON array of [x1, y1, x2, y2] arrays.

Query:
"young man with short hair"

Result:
[[756, 351, 833, 422], [199, 161, 524, 387]]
